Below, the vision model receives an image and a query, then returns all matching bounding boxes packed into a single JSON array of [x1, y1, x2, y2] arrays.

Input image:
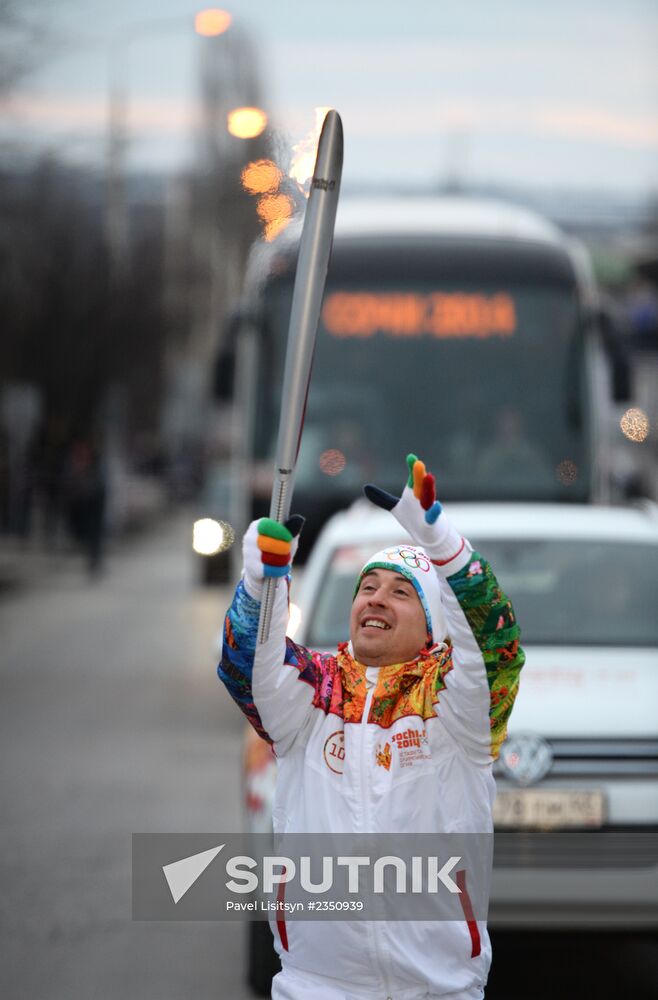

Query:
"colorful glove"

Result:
[[364, 454, 465, 564], [242, 515, 305, 595]]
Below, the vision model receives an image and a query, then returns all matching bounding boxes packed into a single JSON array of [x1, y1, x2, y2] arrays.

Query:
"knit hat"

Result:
[[354, 544, 447, 649]]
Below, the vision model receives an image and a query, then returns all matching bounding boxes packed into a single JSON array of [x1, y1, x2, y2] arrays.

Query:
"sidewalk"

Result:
[[0, 534, 77, 593], [0, 471, 173, 593], [0, 506, 189, 595]]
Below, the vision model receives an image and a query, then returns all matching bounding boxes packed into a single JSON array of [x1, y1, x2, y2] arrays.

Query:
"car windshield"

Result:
[[305, 538, 658, 648]]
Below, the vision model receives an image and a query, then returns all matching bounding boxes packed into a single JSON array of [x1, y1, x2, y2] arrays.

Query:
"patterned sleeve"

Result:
[[218, 580, 273, 742], [218, 581, 338, 751], [446, 552, 525, 759]]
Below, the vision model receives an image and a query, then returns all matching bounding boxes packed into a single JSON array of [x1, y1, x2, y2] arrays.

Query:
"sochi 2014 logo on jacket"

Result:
[[377, 727, 430, 770], [375, 742, 392, 770]]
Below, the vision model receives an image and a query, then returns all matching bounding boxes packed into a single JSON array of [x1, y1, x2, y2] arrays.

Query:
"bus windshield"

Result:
[[256, 268, 587, 502]]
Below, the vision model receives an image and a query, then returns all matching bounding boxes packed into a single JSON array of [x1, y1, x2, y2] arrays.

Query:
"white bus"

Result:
[[214, 196, 631, 565]]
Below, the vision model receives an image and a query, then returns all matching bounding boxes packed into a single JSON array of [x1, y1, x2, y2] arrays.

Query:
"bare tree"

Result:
[[0, 156, 172, 536]]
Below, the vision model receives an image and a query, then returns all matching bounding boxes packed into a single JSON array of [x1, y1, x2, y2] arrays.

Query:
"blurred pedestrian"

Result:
[[64, 437, 107, 577]]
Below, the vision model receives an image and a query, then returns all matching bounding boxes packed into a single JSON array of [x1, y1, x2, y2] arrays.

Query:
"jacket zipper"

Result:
[[360, 680, 395, 999]]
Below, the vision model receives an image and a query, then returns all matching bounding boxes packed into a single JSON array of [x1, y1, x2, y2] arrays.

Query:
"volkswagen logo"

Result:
[[498, 733, 553, 786]]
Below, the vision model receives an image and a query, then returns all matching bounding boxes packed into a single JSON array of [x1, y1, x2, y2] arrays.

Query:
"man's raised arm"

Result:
[[364, 454, 525, 764], [218, 517, 321, 756]]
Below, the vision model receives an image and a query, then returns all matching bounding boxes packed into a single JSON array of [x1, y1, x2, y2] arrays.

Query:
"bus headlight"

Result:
[[193, 518, 234, 556]]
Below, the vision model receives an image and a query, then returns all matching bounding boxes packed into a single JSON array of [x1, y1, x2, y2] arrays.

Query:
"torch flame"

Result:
[[289, 106, 332, 196]]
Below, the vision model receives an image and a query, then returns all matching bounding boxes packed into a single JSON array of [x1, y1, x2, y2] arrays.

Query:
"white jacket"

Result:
[[219, 539, 524, 999]]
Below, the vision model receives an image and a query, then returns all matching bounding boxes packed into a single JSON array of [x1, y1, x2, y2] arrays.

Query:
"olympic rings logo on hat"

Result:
[[383, 546, 431, 572]]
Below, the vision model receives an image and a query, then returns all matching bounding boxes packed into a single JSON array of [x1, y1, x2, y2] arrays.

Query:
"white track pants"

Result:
[[271, 965, 484, 1000]]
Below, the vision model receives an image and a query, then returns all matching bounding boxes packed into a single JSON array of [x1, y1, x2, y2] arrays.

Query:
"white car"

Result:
[[244, 499, 658, 930]]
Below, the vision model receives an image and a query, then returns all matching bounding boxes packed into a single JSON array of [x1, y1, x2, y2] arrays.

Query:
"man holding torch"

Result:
[[219, 454, 524, 998], [217, 109, 523, 997]]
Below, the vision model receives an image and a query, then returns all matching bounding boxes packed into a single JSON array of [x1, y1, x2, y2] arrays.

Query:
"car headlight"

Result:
[[287, 602, 302, 640], [192, 518, 234, 556]]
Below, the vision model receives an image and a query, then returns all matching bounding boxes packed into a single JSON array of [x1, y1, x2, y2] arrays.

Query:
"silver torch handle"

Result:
[[257, 109, 343, 645]]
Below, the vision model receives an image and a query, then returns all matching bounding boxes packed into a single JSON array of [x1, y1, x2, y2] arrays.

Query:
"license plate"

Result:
[[493, 789, 606, 830]]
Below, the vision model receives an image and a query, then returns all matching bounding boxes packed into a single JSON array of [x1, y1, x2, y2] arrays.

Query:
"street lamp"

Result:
[[194, 9, 232, 36], [107, 13, 191, 278], [107, 8, 236, 277], [227, 106, 268, 139]]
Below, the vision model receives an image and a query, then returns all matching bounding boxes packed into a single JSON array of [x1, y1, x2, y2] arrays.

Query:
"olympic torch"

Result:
[[257, 109, 343, 644]]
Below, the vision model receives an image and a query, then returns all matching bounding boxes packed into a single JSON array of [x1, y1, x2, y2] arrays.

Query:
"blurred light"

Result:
[[263, 217, 292, 242], [227, 106, 268, 139], [195, 8, 232, 36], [241, 158, 282, 195], [319, 449, 346, 476], [287, 602, 302, 640], [620, 407, 650, 443], [256, 193, 293, 223], [289, 106, 331, 195], [193, 518, 234, 555], [256, 193, 294, 242], [556, 459, 578, 486]]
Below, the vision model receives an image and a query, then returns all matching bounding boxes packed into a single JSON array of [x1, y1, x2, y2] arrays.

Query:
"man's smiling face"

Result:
[[349, 568, 427, 668]]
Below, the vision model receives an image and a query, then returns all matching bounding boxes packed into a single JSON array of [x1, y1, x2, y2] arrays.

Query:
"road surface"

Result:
[[0, 513, 254, 999]]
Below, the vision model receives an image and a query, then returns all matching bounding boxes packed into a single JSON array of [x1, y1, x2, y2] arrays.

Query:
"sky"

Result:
[[1, 0, 657, 197]]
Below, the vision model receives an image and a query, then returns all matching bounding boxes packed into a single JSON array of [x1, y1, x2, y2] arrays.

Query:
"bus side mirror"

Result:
[[213, 309, 262, 403], [212, 311, 239, 402], [213, 347, 235, 403], [593, 304, 633, 403]]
